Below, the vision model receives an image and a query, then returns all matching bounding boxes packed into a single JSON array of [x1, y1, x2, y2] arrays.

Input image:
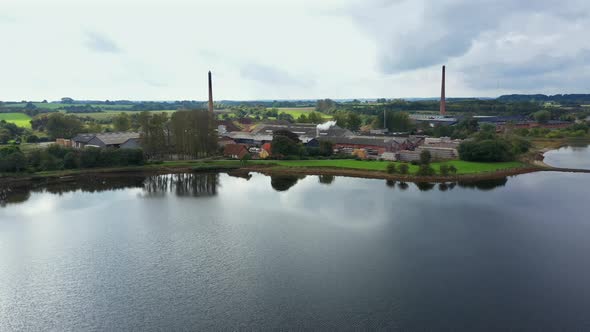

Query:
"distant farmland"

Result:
[[67, 110, 177, 121], [271, 107, 332, 119], [0, 113, 32, 128]]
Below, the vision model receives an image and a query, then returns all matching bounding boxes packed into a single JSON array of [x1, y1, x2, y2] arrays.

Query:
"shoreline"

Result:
[[2, 139, 589, 187], [2, 162, 586, 188]]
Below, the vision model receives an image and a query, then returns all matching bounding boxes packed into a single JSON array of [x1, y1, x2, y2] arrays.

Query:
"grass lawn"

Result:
[[0, 113, 32, 128], [250, 159, 524, 175]]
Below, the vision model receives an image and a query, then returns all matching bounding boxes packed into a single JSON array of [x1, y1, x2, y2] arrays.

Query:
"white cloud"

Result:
[[0, 0, 589, 100]]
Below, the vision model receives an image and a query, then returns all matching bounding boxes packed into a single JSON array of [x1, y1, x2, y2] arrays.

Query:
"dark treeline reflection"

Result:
[[1, 173, 219, 206], [270, 175, 306, 192], [1, 173, 511, 206], [1, 176, 146, 206], [143, 174, 218, 197], [319, 175, 335, 185]]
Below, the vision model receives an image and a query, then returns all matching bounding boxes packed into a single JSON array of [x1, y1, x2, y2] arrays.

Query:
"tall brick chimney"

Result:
[[208, 71, 214, 114], [440, 65, 446, 116]]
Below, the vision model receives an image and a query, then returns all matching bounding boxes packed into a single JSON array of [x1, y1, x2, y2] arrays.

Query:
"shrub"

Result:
[[416, 164, 435, 176], [439, 164, 450, 176], [26, 135, 39, 143], [63, 152, 79, 169], [398, 163, 409, 175], [458, 139, 515, 162], [448, 165, 458, 174], [420, 150, 432, 164], [386, 163, 397, 174], [410, 160, 419, 165]]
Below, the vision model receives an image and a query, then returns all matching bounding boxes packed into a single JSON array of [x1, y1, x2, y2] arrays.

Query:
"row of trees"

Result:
[[138, 110, 217, 159], [458, 125, 531, 162], [0, 145, 144, 173]]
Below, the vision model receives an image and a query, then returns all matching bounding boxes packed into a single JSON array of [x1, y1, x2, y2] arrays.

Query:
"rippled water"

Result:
[[1, 172, 590, 330], [544, 143, 590, 169]]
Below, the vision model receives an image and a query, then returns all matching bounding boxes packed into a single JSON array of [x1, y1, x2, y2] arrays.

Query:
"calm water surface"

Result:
[[543, 143, 590, 169], [1, 171, 590, 331]]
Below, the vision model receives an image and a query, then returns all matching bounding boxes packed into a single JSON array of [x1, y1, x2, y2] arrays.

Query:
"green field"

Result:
[[270, 107, 332, 119], [3, 102, 135, 110], [0, 113, 32, 128], [250, 159, 524, 175]]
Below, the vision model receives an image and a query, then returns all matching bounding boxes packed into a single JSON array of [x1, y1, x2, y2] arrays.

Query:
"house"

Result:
[[71, 133, 96, 149], [223, 144, 249, 159], [218, 136, 236, 147], [72, 132, 141, 149]]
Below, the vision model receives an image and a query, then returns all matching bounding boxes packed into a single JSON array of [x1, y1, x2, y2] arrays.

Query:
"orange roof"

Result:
[[262, 142, 271, 152]]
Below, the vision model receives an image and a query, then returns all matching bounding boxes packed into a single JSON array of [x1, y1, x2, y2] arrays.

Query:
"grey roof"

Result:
[[95, 132, 140, 145], [251, 123, 352, 137], [72, 133, 96, 143], [320, 135, 408, 147]]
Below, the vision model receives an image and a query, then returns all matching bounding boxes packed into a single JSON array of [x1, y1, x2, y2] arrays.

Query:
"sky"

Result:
[[1, 0, 589, 101]]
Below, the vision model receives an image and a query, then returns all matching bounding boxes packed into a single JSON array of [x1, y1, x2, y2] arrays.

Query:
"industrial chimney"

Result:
[[440, 65, 446, 116], [208, 71, 214, 114]]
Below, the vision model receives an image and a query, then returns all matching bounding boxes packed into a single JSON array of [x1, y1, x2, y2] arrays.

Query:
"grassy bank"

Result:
[[249, 159, 524, 175]]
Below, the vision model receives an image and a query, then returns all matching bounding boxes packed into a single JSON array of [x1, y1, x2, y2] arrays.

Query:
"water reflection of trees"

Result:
[[143, 173, 218, 197], [271, 175, 306, 192], [457, 177, 508, 191], [415, 182, 436, 191], [1, 173, 220, 206], [319, 175, 335, 185], [398, 182, 409, 190]]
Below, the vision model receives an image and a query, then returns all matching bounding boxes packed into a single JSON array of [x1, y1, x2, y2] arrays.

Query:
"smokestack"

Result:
[[440, 65, 446, 116], [208, 71, 214, 114]]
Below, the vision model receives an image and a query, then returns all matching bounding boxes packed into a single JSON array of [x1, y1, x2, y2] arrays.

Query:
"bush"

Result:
[[0, 150, 26, 172], [439, 164, 450, 176], [386, 163, 397, 174], [448, 165, 458, 174], [410, 160, 419, 165], [458, 139, 515, 162], [26, 135, 39, 143], [420, 150, 432, 164], [416, 164, 435, 176], [63, 152, 79, 169], [398, 163, 409, 175]]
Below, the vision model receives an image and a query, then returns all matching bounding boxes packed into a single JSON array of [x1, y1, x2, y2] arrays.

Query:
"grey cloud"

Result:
[[240, 63, 313, 87], [353, 0, 590, 73], [463, 50, 590, 91], [85, 31, 122, 53]]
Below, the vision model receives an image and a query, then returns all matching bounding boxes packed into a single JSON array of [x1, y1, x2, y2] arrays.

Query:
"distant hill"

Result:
[[498, 94, 590, 104]]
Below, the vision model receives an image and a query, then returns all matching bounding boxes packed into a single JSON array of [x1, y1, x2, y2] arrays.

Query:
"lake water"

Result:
[[1, 170, 590, 330], [543, 143, 590, 169]]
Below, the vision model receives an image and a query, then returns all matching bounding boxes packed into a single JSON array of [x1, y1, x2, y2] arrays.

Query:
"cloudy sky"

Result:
[[1, 0, 589, 101]]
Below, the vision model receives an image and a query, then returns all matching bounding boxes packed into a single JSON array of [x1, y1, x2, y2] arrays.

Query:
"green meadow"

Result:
[[0, 113, 32, 128]]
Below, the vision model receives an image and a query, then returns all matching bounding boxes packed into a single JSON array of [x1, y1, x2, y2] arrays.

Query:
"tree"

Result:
[[458, 139, 515, 162], [439, 164, 450, 176], [277, 113, 295, 123], [534, 110, 551, 124], [45, 113, 83, 139], [416, 164, 435, 176], [316, 99, 336, 113], [347, 112, 362, 131], [420, 150, 432, 164], [271, 135, 300, 157], [113, 112, 131, 132], [398, 163, 409, 174], [374, 111, 412, 132], [297, 114, 308, 123], [319, 140, 333, 156], [307, 111, 323, 124], [386, 163, 397, 174]]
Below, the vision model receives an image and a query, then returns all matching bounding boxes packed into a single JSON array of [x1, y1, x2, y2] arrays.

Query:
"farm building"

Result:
[[223, 144, 249, 159], [71, 132, 140, 149], [321, 136, 416, 156]]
